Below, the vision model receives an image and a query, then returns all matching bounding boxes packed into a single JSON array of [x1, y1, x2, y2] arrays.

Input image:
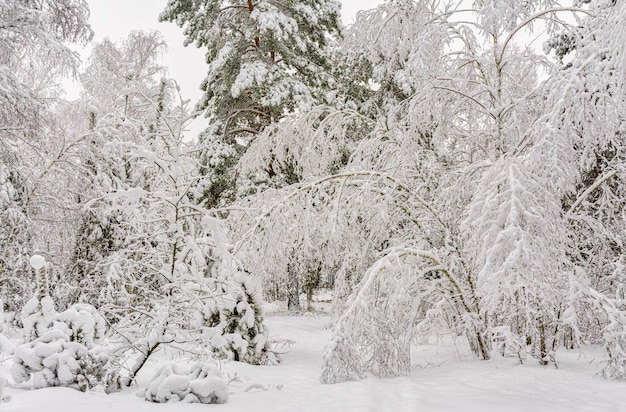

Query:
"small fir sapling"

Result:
[[51, 303, 106, 349], [12, 256, 121, 392], [197, 279, 273, 364], [21, 255, 56, 341], [197, 217, 275, 365], [11, 329, 120, 393]]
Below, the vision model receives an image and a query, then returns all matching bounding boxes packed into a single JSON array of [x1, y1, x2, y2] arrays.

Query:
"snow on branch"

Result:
[[566, 169, 619, 217]]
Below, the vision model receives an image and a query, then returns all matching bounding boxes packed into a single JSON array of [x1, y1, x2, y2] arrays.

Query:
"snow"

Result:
[[142, 363, 228, 404], [230, 61, 269, 99], [21, 297, 56, 341], [188, 376, 229, 403], [51, 304, 105, 348], [3, 315, 626, 411], [250, 4, 298, 40], [29, 255, 46, 271]]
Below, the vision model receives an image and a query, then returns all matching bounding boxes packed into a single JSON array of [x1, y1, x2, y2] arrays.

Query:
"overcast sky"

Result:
[[75, 0, 382, 136]]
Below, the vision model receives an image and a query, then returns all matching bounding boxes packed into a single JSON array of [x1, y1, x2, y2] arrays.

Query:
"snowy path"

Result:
[[3, 315, 626, 411]]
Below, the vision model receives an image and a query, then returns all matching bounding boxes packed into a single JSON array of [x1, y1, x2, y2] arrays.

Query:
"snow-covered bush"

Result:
[[109, 213, 276, 387], [321, 249, 450, 383], [15, 261, 120, 393], [197, 275, 275, 365], [51, 303, 106, 349], [197, 218, 276, 365], [11, 329, 120, 393], [141, 363, 228, 404]]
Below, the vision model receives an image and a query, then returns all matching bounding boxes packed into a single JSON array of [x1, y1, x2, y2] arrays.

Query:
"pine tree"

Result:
[[159, 0, 342, 207]]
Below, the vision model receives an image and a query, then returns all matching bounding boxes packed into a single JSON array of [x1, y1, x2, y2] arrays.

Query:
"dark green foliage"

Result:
[[199, 277, 274, 364], [160, 0, 342, 206]]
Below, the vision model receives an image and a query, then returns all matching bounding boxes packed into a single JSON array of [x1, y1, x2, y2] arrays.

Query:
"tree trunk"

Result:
[[286, 262, 301, 312]]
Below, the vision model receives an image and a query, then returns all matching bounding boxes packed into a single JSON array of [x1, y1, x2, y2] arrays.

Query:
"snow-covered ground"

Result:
[[3, 314, 626, 412]]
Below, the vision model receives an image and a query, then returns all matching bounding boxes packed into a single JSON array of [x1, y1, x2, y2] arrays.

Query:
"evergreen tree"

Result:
[[159, 0, 342, 207]]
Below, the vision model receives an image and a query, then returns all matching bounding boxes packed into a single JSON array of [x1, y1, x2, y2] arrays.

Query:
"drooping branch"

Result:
[[499, 7, 594, 63], [233, 170, 450, 254], [566, 169, 619, 217]]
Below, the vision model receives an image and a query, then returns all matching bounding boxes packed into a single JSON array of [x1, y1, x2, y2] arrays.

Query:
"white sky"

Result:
[[73, 0, 383, 137]]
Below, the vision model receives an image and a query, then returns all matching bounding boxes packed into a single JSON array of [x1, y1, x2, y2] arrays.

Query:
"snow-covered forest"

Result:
[[2, 0, 626, 410]]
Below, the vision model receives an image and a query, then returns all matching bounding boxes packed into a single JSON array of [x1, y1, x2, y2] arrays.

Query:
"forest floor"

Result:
[[3, 312, 626, 411]]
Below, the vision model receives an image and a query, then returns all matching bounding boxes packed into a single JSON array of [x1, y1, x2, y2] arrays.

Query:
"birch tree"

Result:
[[0, 0, 92, 311]]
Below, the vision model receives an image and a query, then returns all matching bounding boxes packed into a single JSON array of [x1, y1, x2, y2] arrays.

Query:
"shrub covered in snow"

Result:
[[198, 276, 275, 365], [21, 295, 56, 341], [196, 217, 276, 365], [22, 255, 56, 341], [51, 303, 106, 349], [321, 249, 448, 383], [141, 363, 228, 404], [15, 271, 119, 394], [11, 329, 120, 392]]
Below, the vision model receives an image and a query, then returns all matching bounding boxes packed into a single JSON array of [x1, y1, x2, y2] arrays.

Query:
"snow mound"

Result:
[[143, 363, 228, 404], [29, 255, 46, 270]]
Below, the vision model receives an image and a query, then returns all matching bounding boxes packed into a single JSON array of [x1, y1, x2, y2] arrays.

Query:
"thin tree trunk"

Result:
[[286, 262, 301, 312]]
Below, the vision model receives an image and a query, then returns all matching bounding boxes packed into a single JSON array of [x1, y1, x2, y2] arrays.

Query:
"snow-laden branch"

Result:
[[233, 170, 449, 254], [432, 84, 494, 117], [499, 7, 594, 63], [566, 169, 619, 217]]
